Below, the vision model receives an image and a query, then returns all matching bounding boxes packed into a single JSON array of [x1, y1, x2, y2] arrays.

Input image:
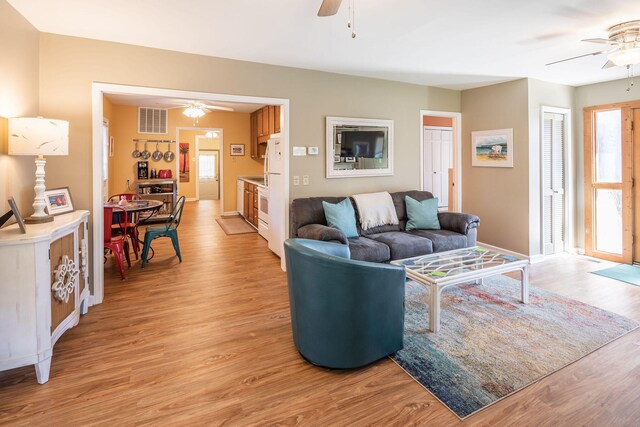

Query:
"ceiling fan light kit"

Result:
[[608, 47, 640, 67], [183, 104, 206, 119]]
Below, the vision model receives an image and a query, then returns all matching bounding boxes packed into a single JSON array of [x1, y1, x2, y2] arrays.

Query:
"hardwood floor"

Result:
[[1, 200, 640, 426]]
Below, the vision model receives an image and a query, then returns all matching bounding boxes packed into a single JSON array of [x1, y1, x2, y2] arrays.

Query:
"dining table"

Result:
[[104, 199, 164, 261]]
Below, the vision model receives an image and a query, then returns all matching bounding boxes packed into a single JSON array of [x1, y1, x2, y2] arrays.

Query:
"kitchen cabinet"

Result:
[[243, 182, 258, 227], [0, 211, 90, 384], [250, 105, 280, 158], [250, 112, 258, 159], [273, 105, 281, 134]]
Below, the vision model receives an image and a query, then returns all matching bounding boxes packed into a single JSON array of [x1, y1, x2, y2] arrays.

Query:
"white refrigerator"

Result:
[[264, 137, 285, 258]]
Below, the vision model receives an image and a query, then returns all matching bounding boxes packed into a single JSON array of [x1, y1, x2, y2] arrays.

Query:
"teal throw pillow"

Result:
[[322, 199, 359, 238], [405, 196, 441, 231]]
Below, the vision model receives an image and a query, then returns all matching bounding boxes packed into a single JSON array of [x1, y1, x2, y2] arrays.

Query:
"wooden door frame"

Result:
[[634, 108, 640, 263], [583, 100, 640, 263]]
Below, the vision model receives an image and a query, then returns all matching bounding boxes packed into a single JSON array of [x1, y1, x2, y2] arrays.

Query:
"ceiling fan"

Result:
[[168, 101, 234, 114], [546, 20, 640, 68], [317, 0, 342, 16]]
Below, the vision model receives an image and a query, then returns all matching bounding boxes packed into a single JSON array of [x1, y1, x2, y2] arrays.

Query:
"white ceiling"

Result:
[[104, 94, 264, 113], [8, 0, 640, 90]]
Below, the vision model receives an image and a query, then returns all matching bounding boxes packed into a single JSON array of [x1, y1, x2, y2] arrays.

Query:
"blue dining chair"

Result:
[[141, 196, 186, 268]]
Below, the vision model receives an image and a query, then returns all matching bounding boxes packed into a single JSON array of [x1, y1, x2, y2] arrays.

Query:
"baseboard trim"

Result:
[[222, 211, 241, 217], [529, 254, 545, 264], [185, 197, 197, 202], [571, 247, 586, 255]]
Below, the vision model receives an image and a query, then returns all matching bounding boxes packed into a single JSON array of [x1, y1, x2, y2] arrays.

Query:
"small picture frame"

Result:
[[345, 156, 356, 163], [109, 136, 115, 157], [44, 187, 74, 215], [334, 155, 341, 163], [8, 198, 26, 233], [230, 144, 245, 156]]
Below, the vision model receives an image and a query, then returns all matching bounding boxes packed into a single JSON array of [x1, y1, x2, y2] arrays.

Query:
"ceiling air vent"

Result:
[[138, 107, 168, 134]]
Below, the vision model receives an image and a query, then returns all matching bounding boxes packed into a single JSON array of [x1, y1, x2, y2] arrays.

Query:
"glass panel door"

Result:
[[584, 106, 633, 263]]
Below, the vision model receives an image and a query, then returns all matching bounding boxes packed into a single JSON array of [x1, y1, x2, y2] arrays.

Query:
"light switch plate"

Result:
[[293, 176, 300, 186], [292, 146, 307, 156], [303, 175, 309, 185], [307, 146, 319, 155]]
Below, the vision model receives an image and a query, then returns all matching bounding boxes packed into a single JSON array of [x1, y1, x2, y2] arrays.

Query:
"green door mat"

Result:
[[591, 264, 640, 286]]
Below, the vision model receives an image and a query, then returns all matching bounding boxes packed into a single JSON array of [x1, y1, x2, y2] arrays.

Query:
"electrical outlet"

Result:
[[303, 175, 309, 185], [293, 176, 300, 186]]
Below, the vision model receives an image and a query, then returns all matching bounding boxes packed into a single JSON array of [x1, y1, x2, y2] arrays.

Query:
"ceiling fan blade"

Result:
[[602, 60, 617, 69], [545, 50, 607, 66], [203, 105, 234, 112], [318, 0, 342, 16], [582, 38, 613, 44]]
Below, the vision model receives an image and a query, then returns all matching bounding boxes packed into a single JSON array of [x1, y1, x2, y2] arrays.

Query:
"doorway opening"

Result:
[[196, 133, 221, 202], [419, 111, 462, 211], [92, 83, 290, 305]]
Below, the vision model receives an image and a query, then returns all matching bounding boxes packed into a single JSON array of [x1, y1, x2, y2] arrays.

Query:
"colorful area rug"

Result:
[[391, 276, 639, 419], [591, 264, 640, 287], [215, 217, 257, 235]]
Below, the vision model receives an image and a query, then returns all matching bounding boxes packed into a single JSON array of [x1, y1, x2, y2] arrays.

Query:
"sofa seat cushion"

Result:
[[408, 229, 468, 252], [347, 237, 391, 263], [366, 232, 433, 260]]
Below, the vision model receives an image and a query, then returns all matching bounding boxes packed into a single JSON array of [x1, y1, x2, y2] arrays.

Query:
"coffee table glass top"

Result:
[[392, 247, 525, 281]]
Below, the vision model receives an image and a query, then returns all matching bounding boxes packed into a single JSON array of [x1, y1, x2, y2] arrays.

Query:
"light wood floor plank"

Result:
[[1, 200, 639, 425]]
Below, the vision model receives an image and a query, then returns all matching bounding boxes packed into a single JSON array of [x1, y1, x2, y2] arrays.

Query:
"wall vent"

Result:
[[138, 107, 168, 134]]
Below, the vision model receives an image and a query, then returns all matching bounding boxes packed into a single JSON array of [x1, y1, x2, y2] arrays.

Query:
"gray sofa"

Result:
[[289, 190, 480, 262]]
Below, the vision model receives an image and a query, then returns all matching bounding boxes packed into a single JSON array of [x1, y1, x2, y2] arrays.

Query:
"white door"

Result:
[[198, 150, 219, 200], [542, 112, 566, 255], [423, 128, 452, 209]]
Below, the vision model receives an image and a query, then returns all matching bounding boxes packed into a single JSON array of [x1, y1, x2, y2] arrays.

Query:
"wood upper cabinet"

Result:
[[274, 105, 281, 134], [260, 106, 270, 136], [256, 108, 264, 137], [250, 112, 258, 158], [268, 106, 275, 135]]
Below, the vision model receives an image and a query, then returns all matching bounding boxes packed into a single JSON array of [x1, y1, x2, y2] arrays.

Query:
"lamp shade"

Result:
[[8, 117, 69, 156]]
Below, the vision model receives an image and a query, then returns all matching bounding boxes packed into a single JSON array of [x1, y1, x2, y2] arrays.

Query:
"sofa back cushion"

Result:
[[290, 196, 350, 237], [390, 190, 434, 230]]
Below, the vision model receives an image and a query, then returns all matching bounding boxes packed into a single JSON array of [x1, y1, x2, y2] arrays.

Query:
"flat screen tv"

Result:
[[339, 130, 386, 158]]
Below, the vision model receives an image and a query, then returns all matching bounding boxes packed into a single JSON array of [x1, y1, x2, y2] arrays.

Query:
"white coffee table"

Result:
[[391, 246, 529, 333]]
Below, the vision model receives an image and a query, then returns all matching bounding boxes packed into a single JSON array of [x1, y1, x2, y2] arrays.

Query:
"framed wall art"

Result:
[[471, 128, 513, 168], [44, 187, 74, 215], [230, 144, 245, 156]]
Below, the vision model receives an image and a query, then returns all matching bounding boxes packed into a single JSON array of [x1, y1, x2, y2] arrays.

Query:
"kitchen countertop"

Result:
[[239, 176, 266, 188]]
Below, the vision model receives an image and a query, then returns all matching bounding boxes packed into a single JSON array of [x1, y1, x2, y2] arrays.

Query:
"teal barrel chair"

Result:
[[141, 196, 186, 268], [284, 238, 406, 369]]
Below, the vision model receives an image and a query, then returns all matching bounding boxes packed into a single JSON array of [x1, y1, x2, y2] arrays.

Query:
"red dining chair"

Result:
[[108, 193, 142, 260], [104, 206, 131, 280]]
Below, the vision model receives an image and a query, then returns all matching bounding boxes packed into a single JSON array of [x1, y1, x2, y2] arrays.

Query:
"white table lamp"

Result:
[[8, 117, 69, 223]]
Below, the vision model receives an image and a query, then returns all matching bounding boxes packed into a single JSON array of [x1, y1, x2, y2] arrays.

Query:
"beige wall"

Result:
[[461, 79, 530, 254], [0, 1, 40, 215], [37, 33, 460, 217], [107, 104, 261, 211], [574, 78, 639, 250]]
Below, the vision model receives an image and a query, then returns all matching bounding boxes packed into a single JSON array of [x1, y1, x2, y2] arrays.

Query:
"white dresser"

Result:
[[0, 210, 90, 383]]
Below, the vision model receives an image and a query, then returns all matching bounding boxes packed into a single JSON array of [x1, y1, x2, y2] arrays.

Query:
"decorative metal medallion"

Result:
[[52, 255, 79, 303]]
